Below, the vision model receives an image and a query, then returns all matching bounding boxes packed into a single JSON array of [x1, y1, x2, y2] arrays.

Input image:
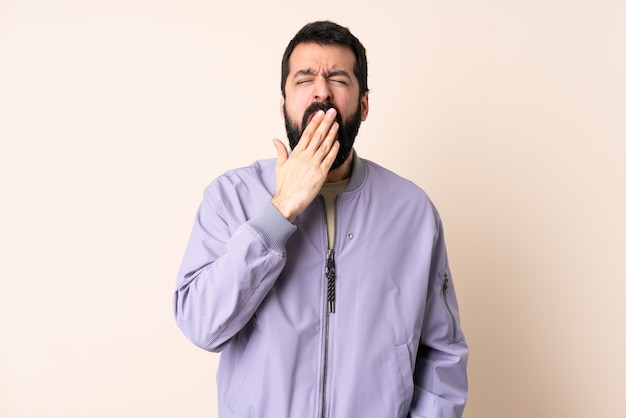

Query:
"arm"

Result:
[[173, 197, 296, 352], [174, 109, 340, 352], [410, 216, 469, 417]]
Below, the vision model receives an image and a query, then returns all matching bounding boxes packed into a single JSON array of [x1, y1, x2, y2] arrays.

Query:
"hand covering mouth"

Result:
[[303, 101, 338, 127]]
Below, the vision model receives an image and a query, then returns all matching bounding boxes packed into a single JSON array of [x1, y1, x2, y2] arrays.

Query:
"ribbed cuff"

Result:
[[247, 201, 297, 254]]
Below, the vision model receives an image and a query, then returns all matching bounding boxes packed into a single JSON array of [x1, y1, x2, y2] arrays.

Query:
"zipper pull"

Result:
[[326, 248, 336, 313]]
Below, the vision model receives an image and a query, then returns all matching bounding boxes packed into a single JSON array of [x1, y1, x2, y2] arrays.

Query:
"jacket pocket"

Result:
[[391, 343, 415, 416], [224, 326, 260, 413], [439, 269, 459, 344]]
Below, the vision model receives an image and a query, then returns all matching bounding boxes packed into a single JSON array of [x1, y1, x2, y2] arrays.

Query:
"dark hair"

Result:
[[281, 21, 369, 98]]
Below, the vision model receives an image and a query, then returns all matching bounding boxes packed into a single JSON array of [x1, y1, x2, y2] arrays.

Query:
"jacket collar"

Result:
[[344, 150, 365, 193]]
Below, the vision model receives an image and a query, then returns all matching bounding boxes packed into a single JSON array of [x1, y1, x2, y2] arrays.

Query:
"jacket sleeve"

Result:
[[409, 214, 469, 418], [173, 185, 296, 352]]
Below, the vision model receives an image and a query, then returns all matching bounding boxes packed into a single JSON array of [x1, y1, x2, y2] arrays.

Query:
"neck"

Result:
[[325, 150, 353, 183]]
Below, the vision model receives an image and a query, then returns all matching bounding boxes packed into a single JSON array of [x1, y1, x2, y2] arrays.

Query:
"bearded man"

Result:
[[174, 20, 469, 418]]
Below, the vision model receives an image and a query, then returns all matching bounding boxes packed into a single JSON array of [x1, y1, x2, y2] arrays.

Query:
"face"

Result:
[[282, 43, 369, 170]]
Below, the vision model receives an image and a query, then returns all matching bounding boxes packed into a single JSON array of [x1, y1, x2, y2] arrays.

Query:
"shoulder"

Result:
[[362, 158, 429, 199], [361, 159, 445, 232], [209, 158, 275, 187], [203, 158, 276, 202], [219, 158, 275, 181]]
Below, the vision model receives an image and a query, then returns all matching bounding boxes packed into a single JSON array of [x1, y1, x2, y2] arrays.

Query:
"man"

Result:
[[174, 21, 469, 417]]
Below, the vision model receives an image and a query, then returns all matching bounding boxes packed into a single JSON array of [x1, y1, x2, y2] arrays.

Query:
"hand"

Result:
[[271, 108, 339, 222]]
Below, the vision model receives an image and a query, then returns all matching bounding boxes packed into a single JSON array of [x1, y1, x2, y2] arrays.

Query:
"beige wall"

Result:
[[1, 1, 624, 417]]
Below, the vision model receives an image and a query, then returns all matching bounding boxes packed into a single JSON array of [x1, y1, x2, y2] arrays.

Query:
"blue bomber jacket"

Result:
[[174, 153, 469, 417]]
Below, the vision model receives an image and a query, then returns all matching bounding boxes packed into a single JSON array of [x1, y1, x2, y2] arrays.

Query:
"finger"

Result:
[[320, 140, 340, 172], [273, 138, 288, 166], [308, 108, 337, 151], [294, 109, 325, 150], [314, 121, 339, 160]]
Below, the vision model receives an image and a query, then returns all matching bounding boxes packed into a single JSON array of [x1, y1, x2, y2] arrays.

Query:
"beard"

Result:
[[284, 100, 362, 171]]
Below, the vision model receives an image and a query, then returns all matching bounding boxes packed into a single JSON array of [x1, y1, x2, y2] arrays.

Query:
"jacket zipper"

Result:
[[320, 196, 338, 418], [326, 248, 336, 313], [327, 196, 338, 312], [441, 270, 458, 344], [320, 302, 331, 418]]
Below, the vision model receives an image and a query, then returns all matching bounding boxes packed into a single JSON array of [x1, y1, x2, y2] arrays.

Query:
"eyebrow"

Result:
[[293, 68, 352, 79]]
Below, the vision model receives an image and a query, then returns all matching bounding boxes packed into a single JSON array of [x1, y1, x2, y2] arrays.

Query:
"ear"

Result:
[[279, 95, 285, 120], [360, 91, 369, 121]]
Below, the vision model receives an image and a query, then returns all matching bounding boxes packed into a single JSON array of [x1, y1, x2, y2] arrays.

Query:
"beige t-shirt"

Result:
[[318, 178, 350, 249]]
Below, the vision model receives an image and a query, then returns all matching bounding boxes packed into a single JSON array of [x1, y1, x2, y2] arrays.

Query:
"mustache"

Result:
[[301, 101, 341, 128]]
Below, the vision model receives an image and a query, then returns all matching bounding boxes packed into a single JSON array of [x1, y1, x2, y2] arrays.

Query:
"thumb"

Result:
[[273, 138, 288, 165]]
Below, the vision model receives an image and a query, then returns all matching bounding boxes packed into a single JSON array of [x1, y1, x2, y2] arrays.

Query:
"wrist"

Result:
[[270, 195, 299, 223]]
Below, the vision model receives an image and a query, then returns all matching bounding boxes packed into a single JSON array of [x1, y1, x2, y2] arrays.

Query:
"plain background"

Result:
[[1, 0, 625, 417]]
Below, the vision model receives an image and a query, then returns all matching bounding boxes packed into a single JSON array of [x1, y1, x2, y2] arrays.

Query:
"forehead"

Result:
[[288, 43, 356, 76]]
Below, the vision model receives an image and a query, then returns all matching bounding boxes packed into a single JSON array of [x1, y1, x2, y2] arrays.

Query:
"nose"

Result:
[[313, 78, 332, 102]]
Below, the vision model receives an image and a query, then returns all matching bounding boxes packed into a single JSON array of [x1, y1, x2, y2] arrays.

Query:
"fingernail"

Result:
[[327, 108, 337, 117], [315, 110, 325, 119]]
